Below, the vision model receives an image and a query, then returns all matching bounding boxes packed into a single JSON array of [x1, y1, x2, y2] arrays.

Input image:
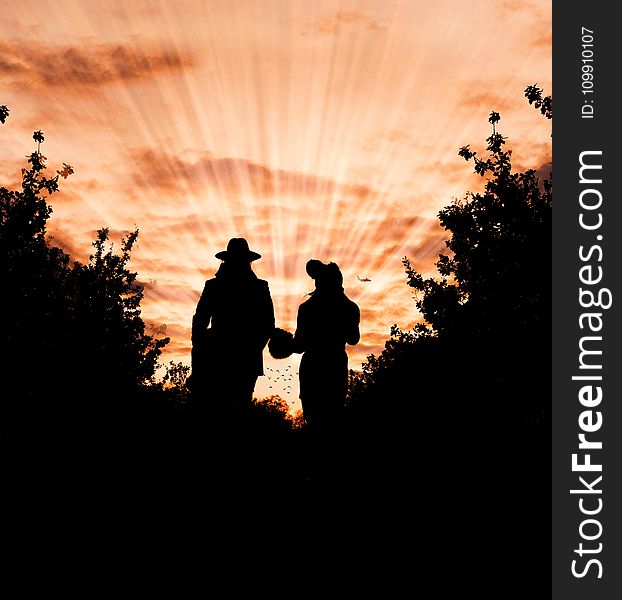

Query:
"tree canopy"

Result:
[[349, 86, 552, 431], [0, 116, 168, 440]]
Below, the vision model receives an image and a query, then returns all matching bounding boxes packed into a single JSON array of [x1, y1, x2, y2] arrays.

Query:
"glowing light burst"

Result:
[[0, 0, 551, 406]]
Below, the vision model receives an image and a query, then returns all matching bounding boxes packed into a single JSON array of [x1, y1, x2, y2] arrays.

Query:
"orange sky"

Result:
[[0, 0, 551, 408]]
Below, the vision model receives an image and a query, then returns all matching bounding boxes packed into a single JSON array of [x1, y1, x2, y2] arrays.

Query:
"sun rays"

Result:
[[0, 0, 551, 405]]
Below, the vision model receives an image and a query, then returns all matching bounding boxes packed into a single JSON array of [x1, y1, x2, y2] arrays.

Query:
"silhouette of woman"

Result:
[[192, 238, 274, 419], [293, 260, 360, 435]]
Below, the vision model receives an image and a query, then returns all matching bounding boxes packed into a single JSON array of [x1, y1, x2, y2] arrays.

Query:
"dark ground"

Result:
[[4, 403, 549, 594]]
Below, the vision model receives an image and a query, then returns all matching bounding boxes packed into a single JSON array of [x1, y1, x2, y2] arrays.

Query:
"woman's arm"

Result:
[[345, 302, 360, 346], [292, 305, 307, 353]]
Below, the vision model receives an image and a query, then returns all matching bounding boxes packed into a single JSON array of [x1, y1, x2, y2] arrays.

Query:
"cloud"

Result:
[[303, 10, 388, 36], [347, 330, 401, 365], [458, 90, 514, 113], [499, 0, 546, 19], [46, 227, 85, 261], [143, 281, 201, 305], [497, 1, 551, 50], [359, 306, 391, 326], [0, 158, 27, 190], [158, 337, 191, 361], [350, 343, 386, 360], [534, 161, 552, 180], [534, 161, 552, 192], [49, 178, 104, 207], [320, 214, 445, 278], [128, 148, 375, 202], [0, 40, 192, 89], [532, 32, 552, 49]]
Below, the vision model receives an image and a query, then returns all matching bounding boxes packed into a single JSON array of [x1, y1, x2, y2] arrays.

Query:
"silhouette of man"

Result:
[[293, 260, 360, 436], [192, 238, 274, 419]]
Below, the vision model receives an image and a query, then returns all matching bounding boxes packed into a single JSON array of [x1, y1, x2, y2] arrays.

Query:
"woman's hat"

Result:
[[215, 238, 261, 262], [305, 259, 343, 288]]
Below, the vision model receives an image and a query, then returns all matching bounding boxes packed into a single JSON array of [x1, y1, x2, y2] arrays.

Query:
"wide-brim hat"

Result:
[[215, 237, 261, 261]]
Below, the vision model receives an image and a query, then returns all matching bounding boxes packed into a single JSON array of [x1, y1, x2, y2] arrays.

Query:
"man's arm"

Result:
[[258, 281, 275, 349], [192, 281, 213, 343]]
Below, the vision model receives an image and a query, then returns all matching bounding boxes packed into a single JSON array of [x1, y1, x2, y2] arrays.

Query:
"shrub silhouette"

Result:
[[0, 115, 168, 443], [349, 89, 551, 434], [344, 88, 552, 590]]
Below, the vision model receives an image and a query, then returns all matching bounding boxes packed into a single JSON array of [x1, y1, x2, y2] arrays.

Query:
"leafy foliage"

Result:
[[0, 117, 168, 438], [407, 110, 551, 346], [251, 394, 300, 432], [65, 227, 169, 395], [524, 84, 552, 119], [349, 88, 552, 431]]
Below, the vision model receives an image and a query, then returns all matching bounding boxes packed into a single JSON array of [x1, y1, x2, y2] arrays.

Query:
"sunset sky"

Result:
[[1, 0, 551, 408]]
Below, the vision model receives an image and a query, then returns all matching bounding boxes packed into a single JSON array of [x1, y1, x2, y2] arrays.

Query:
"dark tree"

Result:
[[524, 84, 552, 119], [350, 91, 552, 429], [344, 90, 552, 592], [0, 116, 168, 442], [404, 108, 551, 422], [1, 130, 71, 434], [66, 227, 169, 403]]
